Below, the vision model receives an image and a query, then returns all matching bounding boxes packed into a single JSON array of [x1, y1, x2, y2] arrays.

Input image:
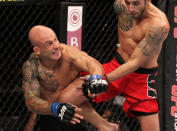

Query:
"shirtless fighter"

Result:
[[95, 0, 170, 131], [22, 25, 118, 131]]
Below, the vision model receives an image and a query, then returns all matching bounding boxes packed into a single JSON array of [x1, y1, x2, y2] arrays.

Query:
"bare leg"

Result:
[[24, 112, 37, 131], [59, 78, 118, 131], [80, 101, 118, 131], [137, 113, 160, 131]]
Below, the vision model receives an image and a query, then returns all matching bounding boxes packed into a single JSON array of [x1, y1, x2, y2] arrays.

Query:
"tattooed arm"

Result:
[[106, 25, 169, 82], [22, 60, 52, 115], [22, 59, 83, 123], [113, 0, 133, 31]]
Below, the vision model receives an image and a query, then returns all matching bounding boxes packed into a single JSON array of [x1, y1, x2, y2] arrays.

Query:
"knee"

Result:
[[58, 78, 86, 104]]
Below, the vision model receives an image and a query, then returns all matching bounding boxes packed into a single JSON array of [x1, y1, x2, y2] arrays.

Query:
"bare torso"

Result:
[[118, 3, 168, 68], [29, 51, 79, 103]]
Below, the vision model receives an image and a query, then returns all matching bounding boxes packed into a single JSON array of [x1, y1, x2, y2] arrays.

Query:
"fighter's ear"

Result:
[[33, 47, 40, 55]]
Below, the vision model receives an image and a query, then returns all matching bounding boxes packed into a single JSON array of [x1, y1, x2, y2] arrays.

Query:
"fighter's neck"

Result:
[[39, 57, 60, 70], [135, 3, 154, 23]]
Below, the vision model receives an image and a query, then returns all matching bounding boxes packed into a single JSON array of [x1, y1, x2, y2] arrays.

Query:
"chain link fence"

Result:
[[84, 0, 141, 130], [0, 0, 158, 130], [0, 3, 57, 131]]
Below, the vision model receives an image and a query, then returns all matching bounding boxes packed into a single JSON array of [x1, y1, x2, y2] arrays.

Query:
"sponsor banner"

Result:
[[174, 6, 177, 38], [171, 84, 177, 131], [67, 6, 83, 49], [164, 1, 177, 130]]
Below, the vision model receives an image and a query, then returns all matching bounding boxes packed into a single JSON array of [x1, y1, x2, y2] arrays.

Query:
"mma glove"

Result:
[[82, 75, 108, 98], [51, 102, 75, 123]]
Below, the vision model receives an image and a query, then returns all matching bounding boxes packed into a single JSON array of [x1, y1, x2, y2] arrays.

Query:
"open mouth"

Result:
[[52, 51, 59, 56]]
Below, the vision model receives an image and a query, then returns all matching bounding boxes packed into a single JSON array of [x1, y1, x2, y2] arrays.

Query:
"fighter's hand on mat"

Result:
[[51, 102, 83, 124], [82, 75, 108, 98]]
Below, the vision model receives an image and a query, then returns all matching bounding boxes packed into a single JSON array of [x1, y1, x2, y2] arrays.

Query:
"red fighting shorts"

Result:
[[96, 53, 159, 118]]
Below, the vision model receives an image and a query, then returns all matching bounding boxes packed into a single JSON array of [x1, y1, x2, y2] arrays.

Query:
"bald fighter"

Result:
[[95, 0, 170, 131], [22, 25, 118, 131]]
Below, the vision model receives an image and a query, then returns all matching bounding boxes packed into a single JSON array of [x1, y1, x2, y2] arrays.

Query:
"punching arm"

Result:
[[106, 25, 169, 82], [67, 46, 108, 97], [69, 46, 104, 76]]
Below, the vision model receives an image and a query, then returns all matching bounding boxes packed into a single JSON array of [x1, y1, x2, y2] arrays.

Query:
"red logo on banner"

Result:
[[174, 6, 177, 38], [174, 28, 177, 38], [175, 6, 177, 23], [171, 85, 177, 116]]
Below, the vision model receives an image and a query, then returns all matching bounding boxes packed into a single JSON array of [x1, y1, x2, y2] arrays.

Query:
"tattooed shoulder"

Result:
[[22, 58, 40, 96], [113, 0, 133, 31], [147, 26, 169, 44], [22, 57, 39, 82], [137, 25, 169, 56]]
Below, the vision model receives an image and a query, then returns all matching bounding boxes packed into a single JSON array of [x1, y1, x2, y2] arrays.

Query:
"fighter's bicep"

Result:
[[22, 61, 40, 97], [72, 51, 91, 71], [136, 26, 169, 56], [23, 79, 40, 99]]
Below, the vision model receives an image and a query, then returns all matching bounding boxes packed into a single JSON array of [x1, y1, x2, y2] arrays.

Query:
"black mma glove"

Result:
[[51, 102, 75, 123], [82, 75, 108, 98]]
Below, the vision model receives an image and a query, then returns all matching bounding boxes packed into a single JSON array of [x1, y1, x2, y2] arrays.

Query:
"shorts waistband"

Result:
[[115, 53, 158, 74]]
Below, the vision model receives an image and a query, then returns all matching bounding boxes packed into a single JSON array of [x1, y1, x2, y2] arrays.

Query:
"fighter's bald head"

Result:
[[28, 25, 55, 47]]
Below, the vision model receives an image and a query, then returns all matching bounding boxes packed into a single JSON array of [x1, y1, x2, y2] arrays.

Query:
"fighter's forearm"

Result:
[[113, 0, 124, 14], [25, 93, 52, 115], [113, 0, 133, 31], [74, 51, 104, 76], [87, 58, 104, 76], [106, 59, 140, 82]]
